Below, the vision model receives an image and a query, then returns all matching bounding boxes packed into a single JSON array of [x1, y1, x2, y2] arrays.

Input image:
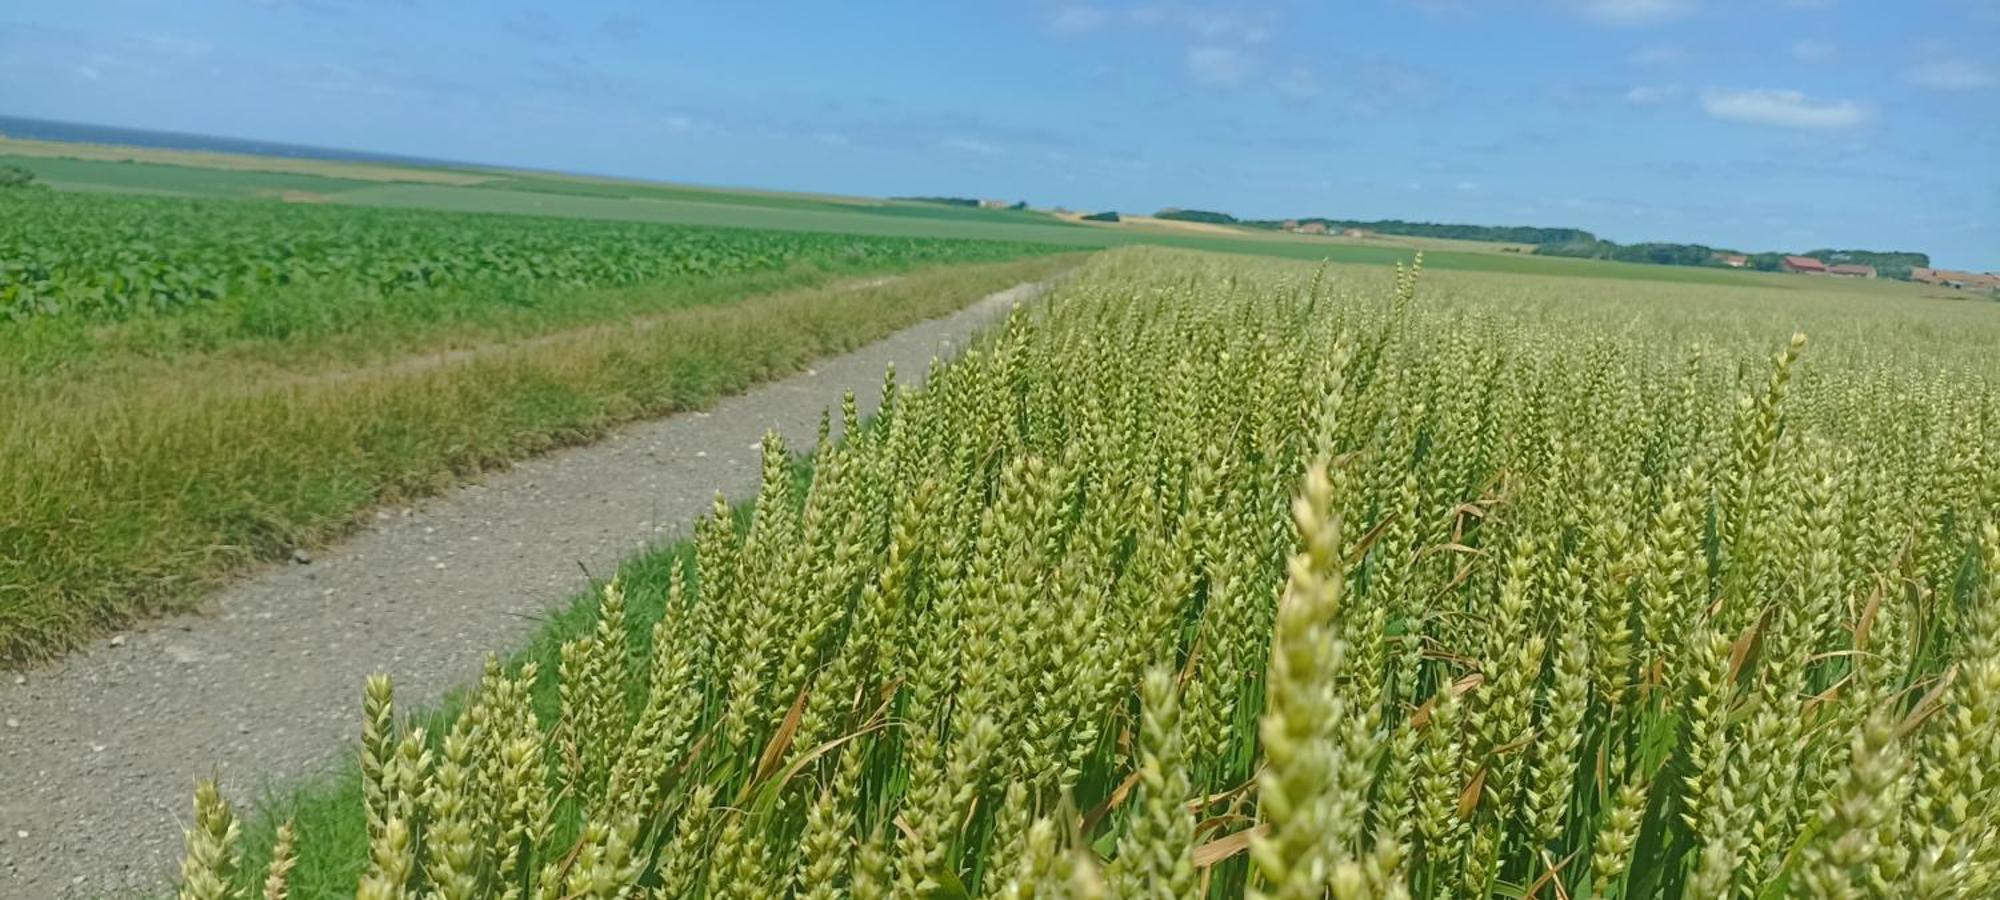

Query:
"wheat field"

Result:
[[179, 249, 2000, 899]]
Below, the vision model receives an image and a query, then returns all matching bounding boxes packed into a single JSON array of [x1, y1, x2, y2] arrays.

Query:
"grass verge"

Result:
[[0, 253, 1080, 662]]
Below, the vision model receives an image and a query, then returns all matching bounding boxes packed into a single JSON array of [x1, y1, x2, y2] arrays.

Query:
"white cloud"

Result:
[[1185, 45, 1250, 85], [1790, 39, 1837, 63], [1045, 5, 1111, 35], [1044, 3, 1279, 88], [1905, 59, 1997, 90], [1630, 45, 1687, 64], [1700, 88, 1871, 130], [1567, 0, 1698, 25], [1624, 84, 1683, 104], [1132, 4, 1273, 44]]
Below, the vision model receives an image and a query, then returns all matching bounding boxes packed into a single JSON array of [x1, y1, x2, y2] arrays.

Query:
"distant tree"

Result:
[[0, 164, 39, 190], [1244, 217, 1597, 245], [893, 196, 980, 207], [1800, 248, 1929, 280], [1081, 210, 1120, 222], [1535, 240, 1928, 276], [1156, 208, 1238, 225]]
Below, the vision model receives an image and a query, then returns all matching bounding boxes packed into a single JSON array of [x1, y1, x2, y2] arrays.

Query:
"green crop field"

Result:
[[0, 153, 379, 198], [178, 250, 2000, 898], [3, 148, 1897, 291], [0, 190, 1056, 323]]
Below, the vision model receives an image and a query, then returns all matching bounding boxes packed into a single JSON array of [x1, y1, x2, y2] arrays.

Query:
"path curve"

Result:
[[0, 279, 1052, 898]]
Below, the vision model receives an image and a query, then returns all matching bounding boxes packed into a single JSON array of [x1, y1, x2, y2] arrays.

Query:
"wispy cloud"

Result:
[[1185, 45, 1249, 85], [594, 13, 650, 44], [1402, 0, 1473, 16], [1040, 2, 1277, 86], [1700, 88, 1871, 130], [1905, 58, 1997, 90], [1130, 3, 1274, 44], [1342, 56, 1442, 115], [1565, 0, 1699, 26], [1629, 45, 1686, 64], [1277, 65, 1320, 99], [1624, 84, 1683, 104], [1790, 39, 1837, 63], [1044, 4, 1112, 35], [501, 10, 567, 47], [941, 137, 1002, 155]]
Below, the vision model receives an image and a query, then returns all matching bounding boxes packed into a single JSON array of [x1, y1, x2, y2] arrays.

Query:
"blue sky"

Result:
[[4, 1, 1997, 268]]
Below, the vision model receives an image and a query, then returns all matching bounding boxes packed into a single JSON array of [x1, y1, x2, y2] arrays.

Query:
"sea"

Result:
[[0, 114, 469, 169]]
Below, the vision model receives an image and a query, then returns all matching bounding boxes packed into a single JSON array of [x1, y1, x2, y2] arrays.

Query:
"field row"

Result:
[[183, 251, 1999, 897]]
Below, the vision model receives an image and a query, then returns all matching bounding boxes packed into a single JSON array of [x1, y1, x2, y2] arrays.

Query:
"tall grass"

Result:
[[0, 255, 1078, 661], [182, 250, 1998, 897]]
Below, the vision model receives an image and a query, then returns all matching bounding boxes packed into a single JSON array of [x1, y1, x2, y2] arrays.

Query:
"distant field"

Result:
[[3, 153, 377, 198], [0, 135, 492, 185], [0, 145, 1902, 291]]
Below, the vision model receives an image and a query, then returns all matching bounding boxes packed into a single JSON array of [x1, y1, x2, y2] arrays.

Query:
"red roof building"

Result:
[[1782, 255, 1828, 274], [1828, 264, 1877, 279]]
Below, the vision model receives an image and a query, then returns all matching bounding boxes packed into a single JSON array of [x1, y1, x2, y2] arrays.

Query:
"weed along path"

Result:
[[0, 278, 1055, 898]]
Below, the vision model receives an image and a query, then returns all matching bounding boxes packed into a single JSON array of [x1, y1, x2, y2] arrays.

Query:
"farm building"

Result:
[[1913, 268, 2000, 291], [1716, 253, 1749, 268], [1828, 264, 1876, 279], [1782, 255, 1829, 275], [1295, 222, 1328, 234], [1341, 228, 1371, 238]]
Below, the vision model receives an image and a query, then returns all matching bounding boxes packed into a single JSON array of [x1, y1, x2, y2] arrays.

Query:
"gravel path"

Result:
[[0, 279, 1051, 899]]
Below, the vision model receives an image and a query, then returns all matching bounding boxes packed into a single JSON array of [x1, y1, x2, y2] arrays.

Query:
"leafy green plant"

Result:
[[0, 190, 1056, 321], [0, 164, 38, 190]]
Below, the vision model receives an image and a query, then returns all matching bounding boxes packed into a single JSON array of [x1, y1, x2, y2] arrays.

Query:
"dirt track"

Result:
[[0, 278, 1050, 898]]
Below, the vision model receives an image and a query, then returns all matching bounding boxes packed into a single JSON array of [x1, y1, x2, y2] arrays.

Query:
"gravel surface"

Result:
[[0, 279, 1050, 899]]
